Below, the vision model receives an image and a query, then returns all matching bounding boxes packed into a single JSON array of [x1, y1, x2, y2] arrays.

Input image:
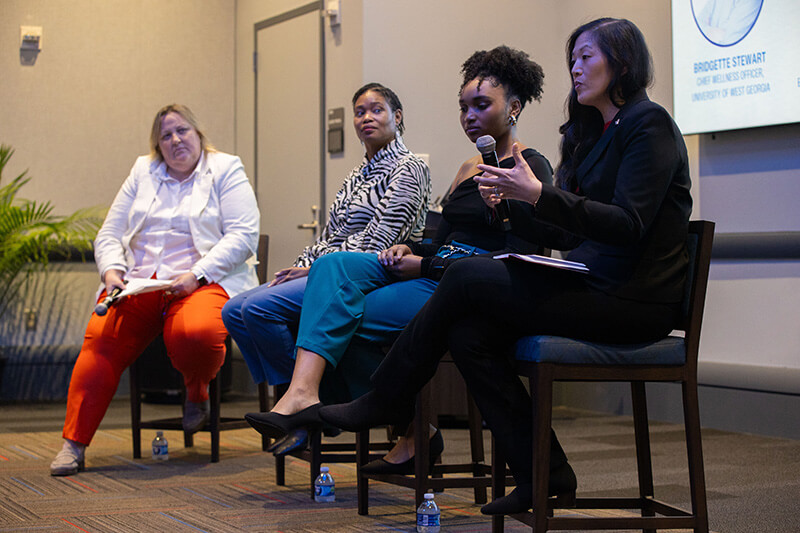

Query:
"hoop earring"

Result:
[[508, 115, 518, 126]]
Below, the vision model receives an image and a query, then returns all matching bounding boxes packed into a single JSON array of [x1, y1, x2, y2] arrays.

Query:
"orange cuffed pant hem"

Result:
[[63, 284, 229, 446]]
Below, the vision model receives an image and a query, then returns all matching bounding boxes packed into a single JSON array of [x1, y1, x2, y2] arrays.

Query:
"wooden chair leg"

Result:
[[491, 435, 506, 533], [531, 365, 554, 533], [414, 383, 433, 508], [209, 375, 221, 463], [631, 381, 655, 530], [258, 382, 271, 451], [181, 386, 194, 449], [467, 392, 487, 504], [309, 430, 322, 500], [130, 361, 142, 459], [273, 383, 288, 486], [356, 429, 370, 515], [683, 379, 710, 533], [275, 455, 286, 486]]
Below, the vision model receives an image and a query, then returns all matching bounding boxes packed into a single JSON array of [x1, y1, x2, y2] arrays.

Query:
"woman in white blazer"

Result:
[[51, 104, 259, 476]]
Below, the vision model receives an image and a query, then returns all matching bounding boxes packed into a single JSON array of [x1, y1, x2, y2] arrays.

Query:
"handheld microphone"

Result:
[[476, 135, 511, 231], [94, 286, 124, 316]]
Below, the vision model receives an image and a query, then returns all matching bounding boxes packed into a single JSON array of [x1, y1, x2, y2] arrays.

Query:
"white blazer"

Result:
[[94, 151, 260, 298]]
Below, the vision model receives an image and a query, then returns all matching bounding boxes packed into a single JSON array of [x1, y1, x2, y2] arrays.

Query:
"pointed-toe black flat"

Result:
[[480, 462, 577, 515], [245, 402, 323, 437], [361, 429, 444, 475]]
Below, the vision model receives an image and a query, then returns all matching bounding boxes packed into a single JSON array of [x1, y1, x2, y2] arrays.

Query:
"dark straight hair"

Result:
[[556, 18, 653, 190]]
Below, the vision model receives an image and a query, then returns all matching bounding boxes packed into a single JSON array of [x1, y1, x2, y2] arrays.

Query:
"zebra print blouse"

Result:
[[294, 137, 431, 267]]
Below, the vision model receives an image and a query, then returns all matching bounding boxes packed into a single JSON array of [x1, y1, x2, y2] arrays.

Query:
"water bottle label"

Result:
[[152, 444, 168, 457], [417, 513, 440, 527], [315, 484, 334, 498]]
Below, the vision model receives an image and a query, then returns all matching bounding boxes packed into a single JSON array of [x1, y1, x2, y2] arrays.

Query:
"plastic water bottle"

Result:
[[151, 431, 169, 461], [417, 492, 441, 532], [314, 466, 335, 502]]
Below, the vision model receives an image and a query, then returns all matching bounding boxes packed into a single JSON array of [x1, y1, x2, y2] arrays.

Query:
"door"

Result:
[[255, 2, 325, 275]]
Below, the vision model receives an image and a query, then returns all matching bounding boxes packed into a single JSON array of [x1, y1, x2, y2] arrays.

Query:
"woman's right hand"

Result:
[[378, 244, 413, 267], [103, 269, 127, 295], [475, 143, 543, 206]]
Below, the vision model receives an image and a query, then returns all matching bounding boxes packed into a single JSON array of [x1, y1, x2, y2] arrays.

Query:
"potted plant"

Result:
[[0, 143, 103, 327]]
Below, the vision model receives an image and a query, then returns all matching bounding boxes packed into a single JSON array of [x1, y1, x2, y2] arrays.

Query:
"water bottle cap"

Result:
[[320, 466, 329, 472], [424, 492, 434, 500], [156, 431, 163, 436]]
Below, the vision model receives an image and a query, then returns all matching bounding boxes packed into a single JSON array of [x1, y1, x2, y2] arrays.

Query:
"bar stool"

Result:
[[490, 221, 714, 532], [265, 340, 397, 499], [129, 335, 246, 463], [355, 354, 501, 514], [129, 235, 270, 463]]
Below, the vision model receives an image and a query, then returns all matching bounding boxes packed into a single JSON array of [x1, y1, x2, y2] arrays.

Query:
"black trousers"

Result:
[[372, 256, 678, 485]]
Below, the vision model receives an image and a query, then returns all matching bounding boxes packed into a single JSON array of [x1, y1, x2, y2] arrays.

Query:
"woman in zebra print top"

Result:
[[244, 46, 554, 463], [294, 132, 430, 268], [222, 82, 430, 394]]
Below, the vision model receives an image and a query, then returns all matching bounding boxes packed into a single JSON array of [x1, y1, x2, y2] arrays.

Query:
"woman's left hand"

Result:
[[168, 272, 201, 298], [474, 143, 543, 207], [268, 266, 310, 287], [383, 254, 422, 280]]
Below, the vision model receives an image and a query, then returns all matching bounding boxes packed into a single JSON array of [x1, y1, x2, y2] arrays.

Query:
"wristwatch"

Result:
[[195, 273, 209, 287]]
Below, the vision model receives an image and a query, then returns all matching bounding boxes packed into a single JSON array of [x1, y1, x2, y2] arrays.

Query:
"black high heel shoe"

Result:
[[480, 462, 577, 515], [361, 429, 444, 475], [271, 428, 309, 456], [245, 403, 322, 438]]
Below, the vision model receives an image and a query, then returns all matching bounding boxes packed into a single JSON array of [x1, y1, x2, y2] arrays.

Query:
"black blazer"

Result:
[[533, 91, 693, 304]]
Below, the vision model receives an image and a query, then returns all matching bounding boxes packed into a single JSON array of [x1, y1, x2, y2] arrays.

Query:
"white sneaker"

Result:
[[50, 443, 85, 476]]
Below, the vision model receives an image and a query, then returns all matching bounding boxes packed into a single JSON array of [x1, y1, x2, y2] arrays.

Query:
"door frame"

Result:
[[253, 1, 326, 226]]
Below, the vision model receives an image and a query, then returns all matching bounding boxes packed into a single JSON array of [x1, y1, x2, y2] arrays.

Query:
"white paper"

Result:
[[493, 253, 589, 274], [117, 278, 173, 298]]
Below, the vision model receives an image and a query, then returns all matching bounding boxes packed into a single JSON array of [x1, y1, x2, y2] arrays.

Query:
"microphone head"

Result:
[[476, 135, 497, 154], [94, 302, 108, 316]]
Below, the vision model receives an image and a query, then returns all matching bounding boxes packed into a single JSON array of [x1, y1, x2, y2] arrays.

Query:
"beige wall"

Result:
[[0, 0, 236, 215]]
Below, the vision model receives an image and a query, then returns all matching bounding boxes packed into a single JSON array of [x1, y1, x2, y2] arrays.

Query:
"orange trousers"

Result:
[[63, 284, 229, 446]]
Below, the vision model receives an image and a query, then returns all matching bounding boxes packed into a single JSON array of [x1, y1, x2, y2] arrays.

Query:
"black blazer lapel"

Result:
[[575, 120, 618, 187], [575, 90, 650, 187]]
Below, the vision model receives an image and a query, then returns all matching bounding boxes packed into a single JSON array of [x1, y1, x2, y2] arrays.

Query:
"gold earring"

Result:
[[508, 115, 518, 126]]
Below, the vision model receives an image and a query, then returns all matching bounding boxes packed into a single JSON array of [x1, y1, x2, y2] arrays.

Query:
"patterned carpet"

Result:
[[1, 403, 798, 532], [1, 426, 519, 532]]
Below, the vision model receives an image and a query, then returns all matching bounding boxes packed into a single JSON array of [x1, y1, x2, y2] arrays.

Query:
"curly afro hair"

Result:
[[460, 45, 544, 110]]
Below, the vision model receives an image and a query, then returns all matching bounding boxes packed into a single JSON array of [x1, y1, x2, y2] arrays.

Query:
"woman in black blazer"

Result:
[[320, 17, 693, 515]]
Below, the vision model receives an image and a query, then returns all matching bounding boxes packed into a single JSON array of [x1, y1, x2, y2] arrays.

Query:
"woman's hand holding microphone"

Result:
[[474, 143, 543, 208]]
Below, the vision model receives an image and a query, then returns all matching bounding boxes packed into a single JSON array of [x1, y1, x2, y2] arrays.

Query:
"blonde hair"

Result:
[[149, 104, 215, 162]]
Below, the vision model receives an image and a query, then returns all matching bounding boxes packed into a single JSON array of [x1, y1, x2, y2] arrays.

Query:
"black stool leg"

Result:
[[356, 429, 370, 515], [130, 360, 142, 459], [209, 375, 221, 463], [258, 382, 271, 451]]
